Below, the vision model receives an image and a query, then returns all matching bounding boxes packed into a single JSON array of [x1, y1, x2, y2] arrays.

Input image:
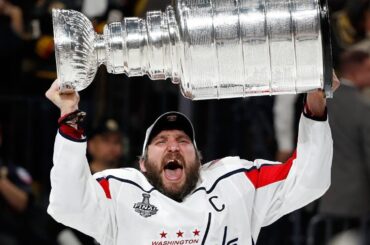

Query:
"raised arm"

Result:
[[46, 80, 117, 244], [247, 73, 340, 239]]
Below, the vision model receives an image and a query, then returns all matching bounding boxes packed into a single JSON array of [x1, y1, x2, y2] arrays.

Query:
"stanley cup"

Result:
[[52, 0, 332, 100]]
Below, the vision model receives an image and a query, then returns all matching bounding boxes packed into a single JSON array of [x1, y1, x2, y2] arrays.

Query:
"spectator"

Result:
[[273, 94, 298, 163], [0, 0, 23, 37], [318, 50, 370, 244], [88, 118, 127, 174], [0, 0, 24, 95], [0, 164, 33, 245], [0, 122, 34, 245], [330, 0, 370, 67]]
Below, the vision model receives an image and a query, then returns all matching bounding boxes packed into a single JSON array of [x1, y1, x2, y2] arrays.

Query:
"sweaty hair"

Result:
[[339, 50, 370, 75]]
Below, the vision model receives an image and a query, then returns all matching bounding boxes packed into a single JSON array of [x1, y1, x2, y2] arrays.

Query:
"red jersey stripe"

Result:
[[59, 124, 84, 140], [98, 178, 112, 199], [245, 151, 297, 189]]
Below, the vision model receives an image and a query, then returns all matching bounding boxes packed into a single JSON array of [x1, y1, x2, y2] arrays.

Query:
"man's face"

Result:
[[140, 129, 200, 202], [356, 58, 370, 88], [88, 133, 123, 167]]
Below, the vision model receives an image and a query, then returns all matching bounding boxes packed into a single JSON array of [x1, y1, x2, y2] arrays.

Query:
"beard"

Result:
[[143, 153, 200, 202]]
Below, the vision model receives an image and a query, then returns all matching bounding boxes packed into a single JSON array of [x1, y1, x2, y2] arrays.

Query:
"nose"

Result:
[[167, 139, 180, 152]]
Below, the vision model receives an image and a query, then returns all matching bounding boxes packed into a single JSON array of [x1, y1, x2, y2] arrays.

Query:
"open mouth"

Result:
[[163, 160, 184, 181]]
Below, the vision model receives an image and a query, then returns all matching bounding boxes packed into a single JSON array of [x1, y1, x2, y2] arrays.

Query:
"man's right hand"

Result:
[[45, 80, 80, 117]]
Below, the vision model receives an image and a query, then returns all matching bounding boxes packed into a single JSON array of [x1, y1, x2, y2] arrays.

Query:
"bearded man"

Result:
[[46, 75, 339, 245]]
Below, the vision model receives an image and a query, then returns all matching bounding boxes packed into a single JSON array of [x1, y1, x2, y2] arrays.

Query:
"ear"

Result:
[[139, 159, 147, 172]]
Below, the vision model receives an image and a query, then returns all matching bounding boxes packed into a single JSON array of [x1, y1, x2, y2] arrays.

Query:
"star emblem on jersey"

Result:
[[133, 193, 158, 217], [160, 231, 167, 238], [193, 229, 200, 236], [176, 230, 184, 238]]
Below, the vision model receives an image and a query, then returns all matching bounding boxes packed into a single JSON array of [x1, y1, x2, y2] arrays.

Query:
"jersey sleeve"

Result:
[[47, 132, 117, 245], [245, 113, 333, 240]]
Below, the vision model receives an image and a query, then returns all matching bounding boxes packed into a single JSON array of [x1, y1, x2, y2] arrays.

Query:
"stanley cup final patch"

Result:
[[133, 193, 158, 218]]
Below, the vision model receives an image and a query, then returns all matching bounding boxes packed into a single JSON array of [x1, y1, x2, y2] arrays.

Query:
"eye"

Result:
[[154, 139, 166, 145], [178, 138, 190, 144]]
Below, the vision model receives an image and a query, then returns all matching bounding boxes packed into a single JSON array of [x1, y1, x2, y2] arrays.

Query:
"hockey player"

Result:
[[46, 75, 339, 245]]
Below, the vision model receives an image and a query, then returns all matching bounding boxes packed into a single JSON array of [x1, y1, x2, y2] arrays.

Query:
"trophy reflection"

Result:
[[52, 0, 332, 100]]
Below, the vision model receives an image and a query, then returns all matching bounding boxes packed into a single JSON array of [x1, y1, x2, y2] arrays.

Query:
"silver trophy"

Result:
[[52, 0, 332, 100]]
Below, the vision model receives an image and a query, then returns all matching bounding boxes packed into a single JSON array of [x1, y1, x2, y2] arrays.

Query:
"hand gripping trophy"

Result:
[[52, 0, 332, 100]]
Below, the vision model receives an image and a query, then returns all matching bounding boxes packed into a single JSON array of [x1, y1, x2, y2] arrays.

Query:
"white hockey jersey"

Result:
[[48, 114, 333, 245]]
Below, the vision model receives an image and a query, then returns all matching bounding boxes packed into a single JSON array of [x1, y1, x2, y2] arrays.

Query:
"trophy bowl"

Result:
[[52, 9, 98, 91]]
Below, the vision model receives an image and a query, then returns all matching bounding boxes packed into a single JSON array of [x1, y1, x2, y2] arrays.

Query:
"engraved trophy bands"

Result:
[[52, 0, 332, 100]]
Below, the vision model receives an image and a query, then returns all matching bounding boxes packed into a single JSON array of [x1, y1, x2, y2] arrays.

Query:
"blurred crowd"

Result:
[[0, 0, 369, 244]]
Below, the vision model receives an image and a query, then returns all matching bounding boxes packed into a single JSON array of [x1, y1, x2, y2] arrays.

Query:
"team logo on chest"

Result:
[[133, 193, 158, 217]]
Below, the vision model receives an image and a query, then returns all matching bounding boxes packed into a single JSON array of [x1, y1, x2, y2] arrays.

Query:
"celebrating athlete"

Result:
[[46, 75, 339, 245]]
